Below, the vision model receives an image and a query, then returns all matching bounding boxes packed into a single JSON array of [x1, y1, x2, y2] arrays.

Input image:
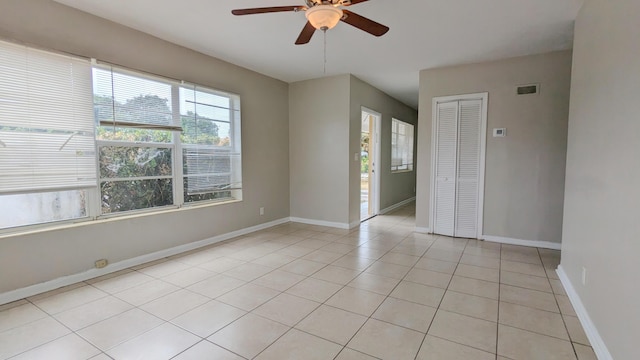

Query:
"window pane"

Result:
[[214, 121, 231, 146], [0, 190, 87, 229], [180, 86, 241, 203], [99, 146, 172, 178], [391, 119, 414, 172], [195, 91, 230, 109], [183, 147, 236, 201], [180, 87, 230, 120], [183, 177, 232, 203], [183, 148, 230, 176], [195, 103, 229, 122], [101, 179, 173, 213], [181, 118, 227, 145], [184, 173, 232, 193], [93, 68, 174, 128]]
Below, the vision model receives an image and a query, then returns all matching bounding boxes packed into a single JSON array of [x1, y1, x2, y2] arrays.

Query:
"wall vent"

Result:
[[516, 84, 539, 95]]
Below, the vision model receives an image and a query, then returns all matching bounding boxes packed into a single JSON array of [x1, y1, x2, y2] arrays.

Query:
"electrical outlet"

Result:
[[259, 207, 264, 216], [582, 267, 587, 285], [95, 259, 108, 269]]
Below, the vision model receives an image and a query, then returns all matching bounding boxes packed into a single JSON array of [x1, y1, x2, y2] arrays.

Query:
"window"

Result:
[[0, 38, 242, 231], [93, 67, 176, 214], [0, 40, 95, 229], [180, 87, 242, 203], [93, 65, 242, 214], [391, 118, 414, 172]]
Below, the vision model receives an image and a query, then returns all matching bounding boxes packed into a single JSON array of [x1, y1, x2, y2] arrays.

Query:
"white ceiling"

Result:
[[54, 0, 583, 109]]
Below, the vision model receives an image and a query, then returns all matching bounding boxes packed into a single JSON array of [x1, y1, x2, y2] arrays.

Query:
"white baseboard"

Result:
[[289, 217, 351, 230], [0, 217, 290, 306], [415, 227, 431, 234], [379, 197, 416, 215], [481, 235, 562, 250], [289, 197, 417, 231], [557, 265, 612, 360]]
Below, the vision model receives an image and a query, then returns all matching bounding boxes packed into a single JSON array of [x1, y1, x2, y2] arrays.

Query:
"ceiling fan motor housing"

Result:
[[305, 0, 347, 7]]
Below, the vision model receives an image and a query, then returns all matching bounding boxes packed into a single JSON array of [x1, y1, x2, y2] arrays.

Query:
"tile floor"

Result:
[[0, 204, 597, 359]]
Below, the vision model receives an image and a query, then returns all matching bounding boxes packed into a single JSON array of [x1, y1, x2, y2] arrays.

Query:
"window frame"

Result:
[[95, 140, 178, 216], [0, 46, 243, 234], [178, 85, 243, 205], [391, 118, 415, 173], [93, 64, 243, 218]]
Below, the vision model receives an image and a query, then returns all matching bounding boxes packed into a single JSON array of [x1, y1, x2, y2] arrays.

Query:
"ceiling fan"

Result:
[[231, 0, 389, 45]]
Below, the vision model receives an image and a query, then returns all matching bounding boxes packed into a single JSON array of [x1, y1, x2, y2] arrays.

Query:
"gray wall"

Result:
[[561, 0, 640, 358], [0, 0, 290, 293], [349, 76, 418, 225], [416, 51, 572, 243], [289, 75, 351, 225]]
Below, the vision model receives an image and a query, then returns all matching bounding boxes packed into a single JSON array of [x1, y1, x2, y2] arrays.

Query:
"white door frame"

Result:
[[429, 93, 488, 239], [362, 107, 382, 217]]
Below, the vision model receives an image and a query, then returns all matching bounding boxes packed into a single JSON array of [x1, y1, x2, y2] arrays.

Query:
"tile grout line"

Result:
[[157, 222, 356, 359], [219, 212, 416, 359], [171, 232, 345, 359], [328, 213, 423, 360], [413, 235, 458, 360], [407, 239, 502, 357], [249, 232, 381, 359], [538, 247, 581, 360], [17, 296, 104, 359], [240, 210, 417, 359], [0, 210, 412, 360], [325, 213, 417, 358], [7, 205, 585, 360], [22, 225, 336, 359], [173, 218, 390, 359], [25, 281, 168, 358]]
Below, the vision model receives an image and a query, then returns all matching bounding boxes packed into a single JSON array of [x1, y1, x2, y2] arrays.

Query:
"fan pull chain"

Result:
[[323, 29, 327, 76]]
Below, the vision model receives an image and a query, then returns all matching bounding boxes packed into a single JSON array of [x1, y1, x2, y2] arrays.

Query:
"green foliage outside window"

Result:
[[96, 94, 231, 213], [361, 132, 370, 174], [361, 155, 369, 174]]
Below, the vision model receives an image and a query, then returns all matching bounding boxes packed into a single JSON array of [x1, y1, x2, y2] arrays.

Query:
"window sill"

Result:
[[0, 198, 242, 240], [391, 170, 414, 174]]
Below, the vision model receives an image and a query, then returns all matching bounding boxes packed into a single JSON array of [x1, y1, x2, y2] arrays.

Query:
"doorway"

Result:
[[361, 108, 381, 221]]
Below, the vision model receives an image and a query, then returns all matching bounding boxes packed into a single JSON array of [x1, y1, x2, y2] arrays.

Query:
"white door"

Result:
[[361, 108, 381, 221], [433, 102, 458, 236], [432, 96, 486, 238], [455, 100, 482, 238]]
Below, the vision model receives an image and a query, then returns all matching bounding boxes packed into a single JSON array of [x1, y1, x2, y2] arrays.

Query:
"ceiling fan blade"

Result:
[[341, 9, 389, 37], [295, 21, 316, 45], [343, 0, 369, 6], [231, 6, 305, 16]]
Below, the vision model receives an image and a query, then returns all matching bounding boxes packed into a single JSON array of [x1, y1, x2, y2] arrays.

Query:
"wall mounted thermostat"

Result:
[[493, 128, 507, 137]]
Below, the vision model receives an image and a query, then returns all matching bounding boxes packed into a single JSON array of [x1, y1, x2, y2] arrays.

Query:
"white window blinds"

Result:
[[0, 40, 96, 194], [180, 86, 242, 196], [93, 66, 181, 131]]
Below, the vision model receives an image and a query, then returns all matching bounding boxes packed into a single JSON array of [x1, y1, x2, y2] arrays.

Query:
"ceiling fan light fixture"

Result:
[[305, 5, 343, 30]]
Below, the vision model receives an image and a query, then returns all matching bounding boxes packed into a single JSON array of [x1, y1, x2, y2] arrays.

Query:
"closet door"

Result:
[[454, 100, 482, 238], [433, 102, 458, 237]]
